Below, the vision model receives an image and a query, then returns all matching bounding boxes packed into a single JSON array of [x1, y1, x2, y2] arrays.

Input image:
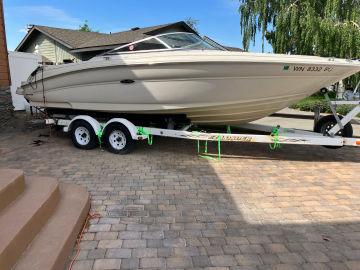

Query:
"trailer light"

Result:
[[356, 141, 360, 146]]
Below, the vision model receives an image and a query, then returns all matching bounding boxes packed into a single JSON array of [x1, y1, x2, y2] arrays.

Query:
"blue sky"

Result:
[[4, 0, 271, 52]]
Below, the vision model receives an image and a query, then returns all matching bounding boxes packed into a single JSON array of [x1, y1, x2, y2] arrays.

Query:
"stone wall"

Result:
[[0, 86, 12, 124]]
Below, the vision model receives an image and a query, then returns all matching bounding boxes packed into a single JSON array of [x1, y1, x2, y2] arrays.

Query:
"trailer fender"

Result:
[[103, 118, 140, 140], [66, 115, 102, 134]]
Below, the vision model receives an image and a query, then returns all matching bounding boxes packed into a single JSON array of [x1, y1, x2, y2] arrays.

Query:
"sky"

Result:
[[4, 0, 271, 52]]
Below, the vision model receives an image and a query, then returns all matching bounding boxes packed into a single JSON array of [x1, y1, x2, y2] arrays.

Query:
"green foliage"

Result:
[[78, 20, 97, 32], [238, 0, 360, 86], [290, 93, 359, 116], [185, 17, 199, 33]]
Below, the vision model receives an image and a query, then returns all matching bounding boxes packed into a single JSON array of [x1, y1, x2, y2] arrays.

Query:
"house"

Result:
[[0, 0, 12, 123], [15, 21, 198, 64], [15, 21, 243, 64]]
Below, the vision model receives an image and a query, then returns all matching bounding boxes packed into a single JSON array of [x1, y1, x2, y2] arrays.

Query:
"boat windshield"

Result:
[[157, 33, 216, 50], [104, 33, 219, 55]]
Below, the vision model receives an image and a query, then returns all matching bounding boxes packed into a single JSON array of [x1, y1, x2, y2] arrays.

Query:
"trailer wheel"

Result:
[[314, 115, 353, 149], [71, 120, 98, 150], [104, 123, 135, 154]]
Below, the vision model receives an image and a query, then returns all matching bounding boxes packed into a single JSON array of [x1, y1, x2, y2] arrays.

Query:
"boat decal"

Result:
[[279, 138, 308, 143], [289, 66, 335, 72], [207, 135, 254, 142]]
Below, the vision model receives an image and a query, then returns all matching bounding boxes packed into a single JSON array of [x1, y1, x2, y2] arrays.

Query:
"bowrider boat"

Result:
[[18, 32, 360, 125]]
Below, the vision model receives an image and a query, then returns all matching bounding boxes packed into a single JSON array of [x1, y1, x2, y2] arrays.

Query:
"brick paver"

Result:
[[1, 128, 360, 269]]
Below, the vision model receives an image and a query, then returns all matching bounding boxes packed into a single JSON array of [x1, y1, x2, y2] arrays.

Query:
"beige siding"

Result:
[[23, 33, 81, 64], [53, 41, 82, 63]]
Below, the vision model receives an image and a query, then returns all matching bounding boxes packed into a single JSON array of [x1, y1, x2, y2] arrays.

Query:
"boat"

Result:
[[18, 32, 360, 125]]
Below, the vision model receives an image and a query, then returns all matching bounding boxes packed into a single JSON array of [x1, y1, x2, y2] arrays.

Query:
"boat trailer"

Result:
[[45, 90, 360, 155]]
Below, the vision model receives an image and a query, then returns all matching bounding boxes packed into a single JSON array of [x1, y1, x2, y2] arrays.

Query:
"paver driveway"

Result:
[[1, 128, 360, 270]]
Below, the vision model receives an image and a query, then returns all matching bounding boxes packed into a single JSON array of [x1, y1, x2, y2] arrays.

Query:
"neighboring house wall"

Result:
[[8, 52, 42, 110], [22, 32, 81, 64]]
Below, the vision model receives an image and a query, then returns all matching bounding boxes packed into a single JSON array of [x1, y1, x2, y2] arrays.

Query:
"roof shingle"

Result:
[[17, 21, 195, 51]]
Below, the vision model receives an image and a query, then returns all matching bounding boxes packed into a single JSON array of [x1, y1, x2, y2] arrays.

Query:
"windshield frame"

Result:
[[103, 32, 221, 55]]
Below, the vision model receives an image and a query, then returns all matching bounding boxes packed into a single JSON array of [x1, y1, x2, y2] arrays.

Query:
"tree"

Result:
[[239, 0, 360, 86], [185, 17, 199, 33], [78, 20, 95, 32]]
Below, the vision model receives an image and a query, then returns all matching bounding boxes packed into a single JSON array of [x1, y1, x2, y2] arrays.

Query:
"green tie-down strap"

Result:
[[227, 125, 232, 134], [96, 125, 104, 147], [137, 127, 153, 146], [269, 126, 281, 150], [196, 134, 221, 161]]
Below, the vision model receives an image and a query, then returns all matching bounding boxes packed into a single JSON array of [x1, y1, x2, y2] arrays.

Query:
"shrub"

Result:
[[290, 93, 359, 116]]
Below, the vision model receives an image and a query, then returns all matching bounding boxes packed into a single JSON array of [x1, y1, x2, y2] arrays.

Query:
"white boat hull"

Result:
[[20, 51, 360, 124]]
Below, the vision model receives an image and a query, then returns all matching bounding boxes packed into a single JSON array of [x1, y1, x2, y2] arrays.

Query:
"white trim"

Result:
[[103, 118, 144, 140], [66, 115, 101, 134]]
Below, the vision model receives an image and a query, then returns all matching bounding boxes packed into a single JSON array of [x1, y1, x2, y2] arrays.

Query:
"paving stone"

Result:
[[264, 243, 289, 254], [79, 241, 98, 250], [192, 255, 212, 267], [72, 260, 94, 270], [88, 224, 111, 233], [142, 230, 164, 239], [122, 239, 146, 248], [235, 254, 263, 266], [87, 249, 106, 259], [83, 233, 95, 241], [77, 250, 89, 260], [97, 240, 123, 249], [147, 239, 163, 248], [110, 224, 126, 232], [166, 257, 193, 268], [140, 257, 166, 268], [105, 248, 131, 259], [164, 238, 187, 247], [132, 248, 157, 258], [210, 255, 237, 267], [127, 224, 148, 231], [277, 253, 305, 264], [118, 231, 141, 239], [157, 247, 174, 258], [120, 258, 139, 269], [260, 254, 281, 265], [222, 245, 240, 255], [95, 232, 118, 240], [206, 246, 224, 256], [301, 251, 330, 263], [93, 259, 121, 270]]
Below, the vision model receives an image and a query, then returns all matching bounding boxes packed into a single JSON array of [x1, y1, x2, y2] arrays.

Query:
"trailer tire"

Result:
[[70, 120, 98, 150], [314, 115, 353, 149], [104, 123, 135, 154]]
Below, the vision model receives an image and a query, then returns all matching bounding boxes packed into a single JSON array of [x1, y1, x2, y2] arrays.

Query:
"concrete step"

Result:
[[14, 183, 90, 270], [0, 169, 25, 211], [0, 177, 60, 270]]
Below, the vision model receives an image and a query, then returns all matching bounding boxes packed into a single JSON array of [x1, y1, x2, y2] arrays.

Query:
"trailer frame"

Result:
[[45, 105, 360, 155]]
